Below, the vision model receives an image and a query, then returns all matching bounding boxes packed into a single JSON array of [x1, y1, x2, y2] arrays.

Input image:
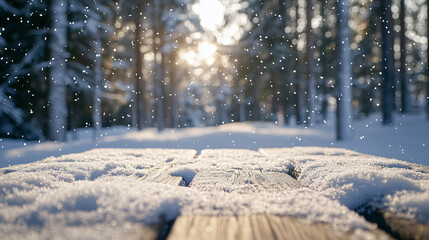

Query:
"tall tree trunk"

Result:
[[388, 3, 397, 111], [427, 0, 429, 119], [281, 81, 292, 125], [162, 51, 172, 128], [153, 0, 165, 131], [381, 0, 394, 125], [320, 0, 329, 121], [134, 1, 146, 130], [306, 0, 316, 126], [336, 0, 353, 141], [279, 0, 292, 125], [38, 69, 49, 139], [93, 31, 103, 140], [399, 0, 409, 113], [294, 0, 305, 125], [170, 50, 179, 128], [48, 0, 68, 141], [70, 91, 78, 140]]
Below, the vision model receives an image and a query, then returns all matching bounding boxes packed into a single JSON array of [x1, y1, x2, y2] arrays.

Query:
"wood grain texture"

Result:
[[190, 149, 302, 192], [167, 215, 390, 240], [189, 168, 301, 192], [140, 167, 185, 186]]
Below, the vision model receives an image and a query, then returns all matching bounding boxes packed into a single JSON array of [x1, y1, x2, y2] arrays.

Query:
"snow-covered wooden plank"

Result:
[[189, 149, 301, 192], [2, 147, 427, 240], [406, 162, 429, 174], [0, 148, 196, 181], [196, 149, 275, 170], [231, 170, 302, 190], [0, 167, 15, 176], [167, 215, 390, 240], [40, 148, 198, 165], [140, 167, 185, 186], [260, 147, 429, 239]]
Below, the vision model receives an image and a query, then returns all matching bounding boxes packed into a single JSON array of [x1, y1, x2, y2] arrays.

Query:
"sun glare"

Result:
[[198, 42, 217, 58], [180, 41, 217, 66], [192, 0, 225, 31]]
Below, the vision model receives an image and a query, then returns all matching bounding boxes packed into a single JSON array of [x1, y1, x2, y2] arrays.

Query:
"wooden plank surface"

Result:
[[167, 215, 390, 240], [381, 210, 429, 240], [3, 147, 427, 240], [140, 166, 185, 186], [231, 170, 303, 189], [189, 149, 302, 192]]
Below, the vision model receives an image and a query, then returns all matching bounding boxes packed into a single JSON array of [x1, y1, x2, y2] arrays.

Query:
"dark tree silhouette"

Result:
[[306, 0, 316, 126], [399, 0, 409, 113], [133, 1, 147, 130], [153, 0, 165, 131], [381, 0, 394, 125]]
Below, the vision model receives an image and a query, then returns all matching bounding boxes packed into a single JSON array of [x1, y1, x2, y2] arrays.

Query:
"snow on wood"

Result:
[[0, 147, 428, 239], [259, 147, 429, 237], [189, 149, 302, 192], [140, 166, 185, 186]]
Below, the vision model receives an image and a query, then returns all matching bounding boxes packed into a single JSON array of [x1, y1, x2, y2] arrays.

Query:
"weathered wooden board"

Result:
[[139, 224, 161, 240], [140, 166, 185, 186], [231, 169, 303, 189], [167, 215, 390, 240], [3, 147, 427, 240], [189, 149, 302, 192]]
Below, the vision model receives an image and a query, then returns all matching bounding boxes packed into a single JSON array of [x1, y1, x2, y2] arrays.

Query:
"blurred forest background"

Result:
[[0, 0, 428, 142]]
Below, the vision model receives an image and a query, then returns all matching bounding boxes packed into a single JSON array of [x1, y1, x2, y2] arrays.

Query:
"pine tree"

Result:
[[67, 0, 114, 139], [0, 1, 49, 139], [163, 0, 200, 128]]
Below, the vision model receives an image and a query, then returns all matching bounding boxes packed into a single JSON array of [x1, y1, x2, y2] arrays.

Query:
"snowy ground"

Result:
[[1, 112, 428, 168]]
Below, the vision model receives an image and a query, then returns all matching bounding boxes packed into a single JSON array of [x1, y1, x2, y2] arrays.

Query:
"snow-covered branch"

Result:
[[0, 0, 26, 15], [0, 88, 25, 124], [1, 37, 46, 88]]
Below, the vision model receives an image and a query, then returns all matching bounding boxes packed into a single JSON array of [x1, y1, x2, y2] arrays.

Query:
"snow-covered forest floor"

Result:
[[1, 112, 428, 168]]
